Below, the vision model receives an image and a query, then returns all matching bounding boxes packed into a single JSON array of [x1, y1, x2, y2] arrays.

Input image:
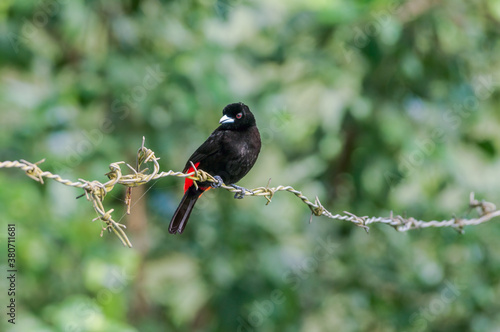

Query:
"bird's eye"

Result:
[[236, 113, 243, 119]]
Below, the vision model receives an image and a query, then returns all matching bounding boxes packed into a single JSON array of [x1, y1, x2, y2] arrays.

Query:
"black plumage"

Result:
[[169, 102, 261, 234]]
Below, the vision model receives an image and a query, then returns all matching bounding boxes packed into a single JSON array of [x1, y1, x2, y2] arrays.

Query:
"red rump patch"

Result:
[[184, 162, 204, 193], [184, 162, 200, 193]]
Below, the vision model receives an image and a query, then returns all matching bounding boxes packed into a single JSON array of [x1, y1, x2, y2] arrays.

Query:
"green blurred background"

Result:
[[1, 0, 500, 331]]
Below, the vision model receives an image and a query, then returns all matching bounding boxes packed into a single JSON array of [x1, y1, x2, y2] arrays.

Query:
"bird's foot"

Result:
[[211, 175, 224, 189], [230, 184, 253, 199]]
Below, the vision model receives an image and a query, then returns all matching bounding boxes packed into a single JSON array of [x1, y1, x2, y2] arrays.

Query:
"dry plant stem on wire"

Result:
[[0, 137, 499, 247]]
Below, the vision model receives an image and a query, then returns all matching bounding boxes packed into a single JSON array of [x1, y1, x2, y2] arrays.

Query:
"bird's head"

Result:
[[219, 102, 256, 130]]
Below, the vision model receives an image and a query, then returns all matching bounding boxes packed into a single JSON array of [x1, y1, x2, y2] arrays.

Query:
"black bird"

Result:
[[169, 102, 261, 234]]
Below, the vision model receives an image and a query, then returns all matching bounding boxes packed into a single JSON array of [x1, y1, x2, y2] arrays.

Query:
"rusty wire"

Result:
[[0, 137, 498, 247]]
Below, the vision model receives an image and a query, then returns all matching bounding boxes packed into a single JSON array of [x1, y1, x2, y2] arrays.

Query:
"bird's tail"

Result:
[[169, 186, 202, 234]]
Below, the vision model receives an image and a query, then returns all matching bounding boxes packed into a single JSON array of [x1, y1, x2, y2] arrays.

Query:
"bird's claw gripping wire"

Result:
[[211, 175, 224, 189], [230, 184, 253, 199]]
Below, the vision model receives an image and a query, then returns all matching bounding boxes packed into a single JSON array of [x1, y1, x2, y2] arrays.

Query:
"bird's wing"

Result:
[[182, 129, 224, 192], [183, 129, 224, 171]]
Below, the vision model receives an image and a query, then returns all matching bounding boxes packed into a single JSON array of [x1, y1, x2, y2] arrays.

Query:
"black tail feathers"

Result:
[[168, 187, 201, 234]]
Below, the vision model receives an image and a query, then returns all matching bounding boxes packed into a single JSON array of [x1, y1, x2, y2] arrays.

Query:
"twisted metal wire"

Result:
[[1, 137, 498, 247]]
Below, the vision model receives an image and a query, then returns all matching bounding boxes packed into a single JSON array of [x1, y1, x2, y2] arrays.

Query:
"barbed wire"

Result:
[[0, 137, 498, 247]]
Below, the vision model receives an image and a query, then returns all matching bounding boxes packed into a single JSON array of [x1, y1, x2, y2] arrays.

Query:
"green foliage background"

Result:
[[1, 0, 500, 331]]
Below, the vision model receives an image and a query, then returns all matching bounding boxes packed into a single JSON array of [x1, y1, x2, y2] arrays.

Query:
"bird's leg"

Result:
[[230, 184, 253, 199], [211, 175, 224, 189]]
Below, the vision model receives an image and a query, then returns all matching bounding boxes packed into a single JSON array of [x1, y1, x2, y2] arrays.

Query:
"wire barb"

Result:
[[1, 138, 500, 247]]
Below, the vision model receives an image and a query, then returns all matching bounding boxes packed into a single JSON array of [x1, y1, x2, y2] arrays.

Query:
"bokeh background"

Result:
[[1, 0, 500, 331]]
